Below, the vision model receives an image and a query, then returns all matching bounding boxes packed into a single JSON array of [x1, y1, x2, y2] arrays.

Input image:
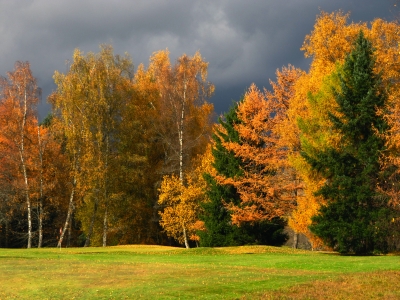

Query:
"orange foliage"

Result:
[[146, 49, 214, 180], [220, 84, 296, 224], [286, 11, 400, 248], [0, 61, 40, 248]]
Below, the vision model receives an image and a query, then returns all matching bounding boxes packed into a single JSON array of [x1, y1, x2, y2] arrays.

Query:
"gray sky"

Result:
[[0, 0, 397, 119]]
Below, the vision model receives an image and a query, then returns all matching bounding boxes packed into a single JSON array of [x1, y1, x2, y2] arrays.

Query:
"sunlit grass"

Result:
[[0, 245, 399, 299]]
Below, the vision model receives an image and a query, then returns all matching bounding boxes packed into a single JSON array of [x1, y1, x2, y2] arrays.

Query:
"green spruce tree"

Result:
[[303, 31, 392, 254], [199, 102, 250, 246]]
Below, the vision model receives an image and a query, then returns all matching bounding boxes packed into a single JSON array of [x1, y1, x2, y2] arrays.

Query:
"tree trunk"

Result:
[[58, 179, 76, 248], [20, 86, 31, 249], [19, 133, 32, 248], [178, 77, 187, 184], [38, 198, 43, 248], [180, 79, 190, 250], [21, 158, 31, 249], [183, 226, 190, 249], [37, 126, 44, 248], [293, 231, 299, 249]]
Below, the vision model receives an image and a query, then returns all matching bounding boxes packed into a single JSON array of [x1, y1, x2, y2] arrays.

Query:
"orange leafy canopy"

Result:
[[221, 84, 296, 225]]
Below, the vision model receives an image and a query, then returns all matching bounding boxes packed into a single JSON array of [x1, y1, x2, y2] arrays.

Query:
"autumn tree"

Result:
[[284, 11, 400, 248], [303, 32, 392, 254], [158, 148, 213, 248], [288, 72, 341, 249], [200, 101, 288, 247], [265, 66, 305, 248], [33, 122, 68, 248], [145, 50, 214, 247], [148, 50, 214, 180], [109, 61, 165, 245], [0, 62, 40, 248], [220, 84, 295, 224], [50, 45, 134, 247], [199, 102, 249, 246]]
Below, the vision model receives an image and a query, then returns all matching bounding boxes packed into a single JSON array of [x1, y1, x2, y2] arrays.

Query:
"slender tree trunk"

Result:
[[19, 86, 32, 249], [20, 141, 32, 249], [84, 200, 98, 247], [179, 79, 190, 249], [58, 178, 76, 248], [38, 198, 43, 248], [22, 164, 32, 249], [183, 227, 190, 249], [293, 232, 298, 249], [20, 171, 32, 250], [179, 109, 184, 183], [178, 78, 187, 183], [37, 126, 44, 248]]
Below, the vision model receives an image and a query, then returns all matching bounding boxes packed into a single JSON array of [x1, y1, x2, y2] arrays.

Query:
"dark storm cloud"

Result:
[[0, 0, 396, 118]]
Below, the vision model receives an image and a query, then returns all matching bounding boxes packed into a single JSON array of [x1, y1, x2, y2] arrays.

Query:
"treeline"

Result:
[[0, 48, 215, 248], [1, 11, 400, 254]]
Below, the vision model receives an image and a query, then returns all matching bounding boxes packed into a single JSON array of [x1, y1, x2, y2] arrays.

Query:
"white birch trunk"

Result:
[[58, 178, 76, 248], [19, 85, 32, 249], [37, 126, 44, 248], [183, 227, 189, 249], [180, 78, 190, 249], [178, 76, 187, 184]]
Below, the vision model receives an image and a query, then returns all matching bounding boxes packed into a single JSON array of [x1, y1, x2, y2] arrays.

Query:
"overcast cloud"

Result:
[[0, 0, 397, 118]]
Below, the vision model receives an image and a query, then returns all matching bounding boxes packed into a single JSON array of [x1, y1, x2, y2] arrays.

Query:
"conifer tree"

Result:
[[200, 103, 286, 246], [303, 31, 392, 254], [199, 103, 250, 246]]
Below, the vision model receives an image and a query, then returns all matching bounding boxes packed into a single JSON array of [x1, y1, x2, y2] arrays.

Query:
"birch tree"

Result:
[[50, 45, 134, 247], [146, 50, 214, 247], [148, 50, 214, 179], [0, 62, 39, 248], [158, 147, 213, 247]]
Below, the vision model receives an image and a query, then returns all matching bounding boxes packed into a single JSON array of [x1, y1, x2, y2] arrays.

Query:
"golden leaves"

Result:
[[285, 11, 400, 247], [158, 146, 213, 245]]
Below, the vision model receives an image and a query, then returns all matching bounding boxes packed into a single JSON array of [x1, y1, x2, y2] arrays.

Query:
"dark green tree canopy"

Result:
[[303, 31, 392, 254]]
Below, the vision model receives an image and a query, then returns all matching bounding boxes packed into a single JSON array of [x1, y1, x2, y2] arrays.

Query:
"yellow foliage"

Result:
[[286, 11, 400, 247], [158, 146, 213, 246]]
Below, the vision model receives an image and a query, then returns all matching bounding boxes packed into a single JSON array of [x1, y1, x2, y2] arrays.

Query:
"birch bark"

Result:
[[18, 77, 32, 249]]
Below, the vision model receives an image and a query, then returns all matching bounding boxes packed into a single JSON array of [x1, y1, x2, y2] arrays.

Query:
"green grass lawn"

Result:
[[0, 245, 399, 299]]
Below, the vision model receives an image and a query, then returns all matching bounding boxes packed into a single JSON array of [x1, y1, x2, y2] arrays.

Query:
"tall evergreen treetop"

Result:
[[212, 102, 244, 179], [303, 31, 391, 254]]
